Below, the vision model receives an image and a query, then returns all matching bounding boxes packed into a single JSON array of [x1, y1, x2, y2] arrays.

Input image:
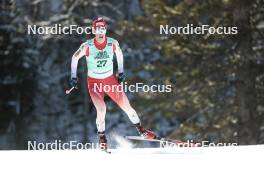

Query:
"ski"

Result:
[[125, 136, 162, 142], [102, 150, 111, 154]]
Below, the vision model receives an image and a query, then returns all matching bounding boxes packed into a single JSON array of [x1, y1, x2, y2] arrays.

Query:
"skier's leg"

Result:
[[104, 75, 140, 124], [104, 75, 156, 139], [92, 93, 106, 133], [88, 77, 108, 149], [87, 77, 106, 133]]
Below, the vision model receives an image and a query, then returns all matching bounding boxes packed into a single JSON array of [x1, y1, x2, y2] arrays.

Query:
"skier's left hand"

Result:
[[117, 73, 125, 83]]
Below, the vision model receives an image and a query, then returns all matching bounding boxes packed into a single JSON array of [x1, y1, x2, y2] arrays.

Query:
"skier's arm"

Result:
[[71, 42, 87, 78], [114, 40, 124, 74], [114, 40, 125, 83]]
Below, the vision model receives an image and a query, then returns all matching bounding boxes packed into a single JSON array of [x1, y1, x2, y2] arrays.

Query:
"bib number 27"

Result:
[[97, 60, 107, 67]]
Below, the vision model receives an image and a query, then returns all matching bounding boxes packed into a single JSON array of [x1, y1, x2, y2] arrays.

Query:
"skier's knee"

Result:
[[96, 105, 106, 114], [124, 104, 134, 114]]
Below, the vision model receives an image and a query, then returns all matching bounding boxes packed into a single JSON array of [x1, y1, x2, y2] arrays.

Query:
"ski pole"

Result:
[[65, 87, 74, 94]]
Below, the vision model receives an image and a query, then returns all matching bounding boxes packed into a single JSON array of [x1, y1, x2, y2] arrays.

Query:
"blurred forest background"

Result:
[[0, 0, 264, 149]]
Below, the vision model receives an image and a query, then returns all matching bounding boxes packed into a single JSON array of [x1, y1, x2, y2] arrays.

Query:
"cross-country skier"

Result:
[[69, 18, 156, 150]]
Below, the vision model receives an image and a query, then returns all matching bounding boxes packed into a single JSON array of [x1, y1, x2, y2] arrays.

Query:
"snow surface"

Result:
[[0, 145, 263, 176]]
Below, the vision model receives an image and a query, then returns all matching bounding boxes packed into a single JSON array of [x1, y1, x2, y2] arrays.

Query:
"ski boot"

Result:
[[98, 132, 107, 150], [134, 123, 157, 139]]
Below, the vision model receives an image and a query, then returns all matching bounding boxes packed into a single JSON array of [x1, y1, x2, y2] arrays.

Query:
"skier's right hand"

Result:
[[69, 77, 78, 89]]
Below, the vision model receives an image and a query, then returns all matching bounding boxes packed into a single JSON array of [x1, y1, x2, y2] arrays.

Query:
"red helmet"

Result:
[[92, 18, 107, 34]]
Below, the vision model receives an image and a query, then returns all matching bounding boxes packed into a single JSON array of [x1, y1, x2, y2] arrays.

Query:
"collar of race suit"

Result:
[[94, 37, 107, 50]]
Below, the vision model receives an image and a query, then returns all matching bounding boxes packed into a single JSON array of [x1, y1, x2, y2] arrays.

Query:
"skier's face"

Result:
[[93, 26, 106, 41]]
